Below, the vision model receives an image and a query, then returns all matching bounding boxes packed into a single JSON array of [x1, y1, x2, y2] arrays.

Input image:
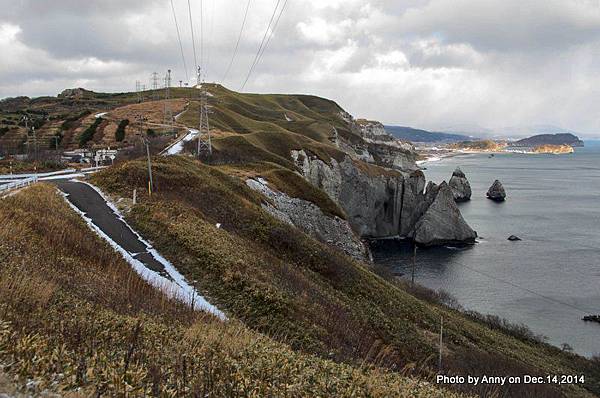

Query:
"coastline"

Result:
[[416, 147, 577, 167]]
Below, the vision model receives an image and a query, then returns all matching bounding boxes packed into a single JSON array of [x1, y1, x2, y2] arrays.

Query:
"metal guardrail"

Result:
[[0, 176, 38, 194]]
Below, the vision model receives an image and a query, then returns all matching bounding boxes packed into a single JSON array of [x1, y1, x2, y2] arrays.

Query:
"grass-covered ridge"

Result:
[[92, 156, 600, 397], [0, 184, 459, 397]]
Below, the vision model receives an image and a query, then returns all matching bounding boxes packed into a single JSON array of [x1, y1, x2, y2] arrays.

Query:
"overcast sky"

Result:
[[1, 0, 600, 136]]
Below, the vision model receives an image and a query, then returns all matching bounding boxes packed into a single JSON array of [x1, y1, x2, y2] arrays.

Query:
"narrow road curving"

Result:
[[56, 180, 226, 319]]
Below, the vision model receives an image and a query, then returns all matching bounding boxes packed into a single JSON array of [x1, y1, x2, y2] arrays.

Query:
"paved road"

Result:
[[56, 181, 168, 276]]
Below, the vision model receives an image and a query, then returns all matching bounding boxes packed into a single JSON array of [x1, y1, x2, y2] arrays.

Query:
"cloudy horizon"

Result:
[[2, 0, 600, 137]]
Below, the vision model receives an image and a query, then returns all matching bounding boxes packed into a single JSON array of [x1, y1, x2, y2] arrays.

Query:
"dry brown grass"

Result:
[[0, 184, 462, 397]]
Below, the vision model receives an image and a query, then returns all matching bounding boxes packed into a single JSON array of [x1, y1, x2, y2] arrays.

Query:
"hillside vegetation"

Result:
[[0, 184, 458, 397], [91, 156, 599, 397], [2, 85, 599, 397]]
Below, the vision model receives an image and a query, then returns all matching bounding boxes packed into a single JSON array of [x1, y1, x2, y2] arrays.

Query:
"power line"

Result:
[[187, 0, 199, 81], [222, 0, 251, 83], [255, 0, 288, 72], [200, 0, 204, 78], [170, 0, 189, 82], [205, 0, 216, 80], [241, 0, 282, 90], [443, 259, 598, 315]]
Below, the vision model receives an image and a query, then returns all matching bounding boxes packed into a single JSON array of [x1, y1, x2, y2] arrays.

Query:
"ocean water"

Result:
[[371, 142, 600, 357]]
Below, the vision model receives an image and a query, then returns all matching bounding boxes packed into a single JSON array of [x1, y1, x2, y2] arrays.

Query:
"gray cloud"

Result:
[[1, 0, 600, 136]]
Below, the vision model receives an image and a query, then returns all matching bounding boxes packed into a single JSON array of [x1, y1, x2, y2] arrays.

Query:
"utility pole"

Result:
[[53, 135, 60, 161], [21, 115, 31, 159], [137, 114, 153, 196], [438, 316, 444, 372], [196, 67, 212, 158]]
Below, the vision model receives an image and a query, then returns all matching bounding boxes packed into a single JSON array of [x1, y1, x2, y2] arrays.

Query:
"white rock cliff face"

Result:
[[245, 177, 369, 261]]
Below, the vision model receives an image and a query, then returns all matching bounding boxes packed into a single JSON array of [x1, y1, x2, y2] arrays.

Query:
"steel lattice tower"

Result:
[[163, 69, 173, 129], [151, 72, 159, 100], [196, 68, 212, 157]]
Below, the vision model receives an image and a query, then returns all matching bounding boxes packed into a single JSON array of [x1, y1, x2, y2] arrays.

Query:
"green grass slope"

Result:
[[93, 156, 599, 398], [0, 184, 460, 397]]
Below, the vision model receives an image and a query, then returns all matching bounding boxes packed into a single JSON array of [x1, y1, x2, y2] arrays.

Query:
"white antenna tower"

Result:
[[163, 69, 173, 130], [196, 67, 212, 157]]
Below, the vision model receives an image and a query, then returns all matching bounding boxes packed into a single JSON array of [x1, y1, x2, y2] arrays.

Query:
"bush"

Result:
[[464, 311, 547, 344], [79, 117, 103, 147], [115, 119, 129, 142]]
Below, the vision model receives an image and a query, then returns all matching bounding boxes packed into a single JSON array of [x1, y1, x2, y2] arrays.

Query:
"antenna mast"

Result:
[[196, 67, 212, 158]]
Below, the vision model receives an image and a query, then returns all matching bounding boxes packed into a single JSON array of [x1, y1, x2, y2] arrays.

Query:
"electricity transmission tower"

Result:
[[151, 72, 159, 100], [196, 68, 212, 157], [135, 80, 142, 103], [163, 69, 173, 130]]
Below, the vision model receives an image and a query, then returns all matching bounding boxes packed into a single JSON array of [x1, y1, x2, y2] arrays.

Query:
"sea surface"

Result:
[[371, 142, 600, 357]]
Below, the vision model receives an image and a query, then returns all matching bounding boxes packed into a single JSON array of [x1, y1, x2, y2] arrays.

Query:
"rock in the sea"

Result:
[[449, 168, 472, 202], [508, 235, 521, 241], [412, 182, 478, 246], [487, 180, 506, 201]]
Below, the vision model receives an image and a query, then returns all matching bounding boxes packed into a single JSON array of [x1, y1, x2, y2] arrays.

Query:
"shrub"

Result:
[[463, 311, 547, 344], [115, 119, 129, 142], [79, 117, 103, 147]]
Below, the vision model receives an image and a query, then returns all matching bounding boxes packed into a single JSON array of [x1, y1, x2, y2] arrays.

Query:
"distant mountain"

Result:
[[498, 124, 584, 139], [513, 133, 584, 147], [384, 125, 475, 143]]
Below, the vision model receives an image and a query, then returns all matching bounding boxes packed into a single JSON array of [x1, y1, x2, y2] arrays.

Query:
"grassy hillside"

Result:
[[0, 84, 357, 160], [0, 184, 460, 397], [91, 156, 599, 397]]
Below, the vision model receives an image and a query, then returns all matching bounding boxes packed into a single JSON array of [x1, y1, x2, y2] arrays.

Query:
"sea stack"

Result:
[[449, 168, 472, 202], [487, 180, 506, 201], [412, 182, 478, 246]]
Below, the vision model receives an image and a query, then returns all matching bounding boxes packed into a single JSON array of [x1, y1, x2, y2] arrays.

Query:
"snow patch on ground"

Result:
[[63, 181, 226, 320], [284, 113, 293, 122], [164, 128, 199, 155], [94, 112, 108, 118]]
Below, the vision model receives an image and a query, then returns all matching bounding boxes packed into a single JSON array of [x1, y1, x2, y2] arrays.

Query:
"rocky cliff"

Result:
[[348, 119, 418, 171], [449, 168, 472, 202], [291, 149, 477, 246], [246, 177, 369, 261]]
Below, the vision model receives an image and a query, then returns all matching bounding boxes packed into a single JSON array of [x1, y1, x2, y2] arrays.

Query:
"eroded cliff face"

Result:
[[246, 177, 370, 261], [291, 150, 477, 246], [345, 119, 419, 172]]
